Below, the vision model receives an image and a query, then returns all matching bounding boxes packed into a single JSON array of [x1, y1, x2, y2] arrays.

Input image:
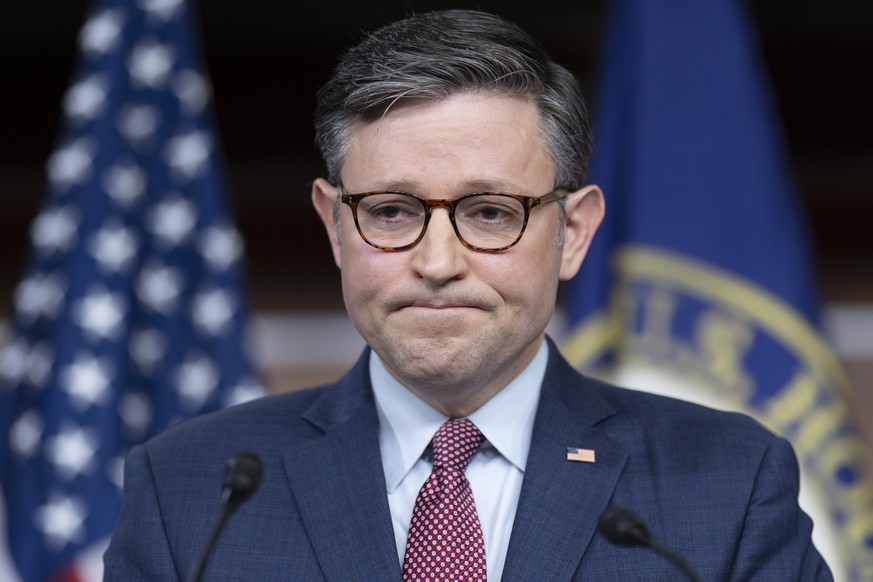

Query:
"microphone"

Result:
[[188, 452, 263, 582], [597, 506, 701, 582]]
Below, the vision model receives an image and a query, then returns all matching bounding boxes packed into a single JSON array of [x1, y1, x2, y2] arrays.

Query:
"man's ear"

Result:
[[559, 184, 605, 280], [311, 178, 342, 268]]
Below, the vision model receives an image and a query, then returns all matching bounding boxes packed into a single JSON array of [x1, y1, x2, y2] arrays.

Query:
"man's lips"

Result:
[[387, 296, 490, 312], [397, 305, 480, 318], [406, 303, 474, 309]]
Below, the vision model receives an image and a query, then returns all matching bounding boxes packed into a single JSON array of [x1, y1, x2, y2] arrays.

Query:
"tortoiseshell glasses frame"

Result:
[[338, 187, 569, 253]]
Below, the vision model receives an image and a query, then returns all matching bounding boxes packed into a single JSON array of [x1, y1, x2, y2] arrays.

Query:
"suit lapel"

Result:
[[283, 354, 400, 581], [502, 345, 629, 581]]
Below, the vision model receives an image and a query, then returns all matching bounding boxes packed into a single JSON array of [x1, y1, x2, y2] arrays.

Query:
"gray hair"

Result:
[[314, 9, 593, 191]]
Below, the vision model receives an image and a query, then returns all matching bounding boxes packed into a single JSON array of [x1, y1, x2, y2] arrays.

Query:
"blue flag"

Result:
[[0, 1, 263, 580], [561, 0, 873, 578]]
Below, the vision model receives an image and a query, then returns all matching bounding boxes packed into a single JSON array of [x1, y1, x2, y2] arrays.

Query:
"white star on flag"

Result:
[[0, 339, 29, 383], [223, 380, 264, 408], [47, 138, 95, 190], [119, 392, 153, 438], [117, 104, 161, 146], [137, 263, 184, 313], [147, 197, 198, 246], [198, 225, 243, 270], [102, 162, 147, 208], [129, 328, 166, 375], [108, 457, 125, 490], [64, 74, 109, 122], [25, 342, 54, 388], [45, 424, 100, 481], [15, 272, 65, 321], [10, 410, 44, 459], [128, 41, 175, 88], [34, 494, 88, 551], [79, 8, 124, 56], [72, 288, 128, 341], [192, 288, 235, 336], [174, 355, 219, 412], [60, 353, 114, 411], [88, 222, 140, 273], [31, 206, 79, 254], [165, 130, 212, 179], [172, 70, 210, 115], [139, 0, 184, 21]]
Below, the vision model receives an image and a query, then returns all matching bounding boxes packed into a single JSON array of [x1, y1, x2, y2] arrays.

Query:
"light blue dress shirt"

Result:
[[370, 341, 548, 582]]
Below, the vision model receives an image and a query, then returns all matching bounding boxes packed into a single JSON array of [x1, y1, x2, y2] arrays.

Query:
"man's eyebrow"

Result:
[[353, 179, 528, 195], [459, 179, 529, 193], [356, 179, 419, 192]]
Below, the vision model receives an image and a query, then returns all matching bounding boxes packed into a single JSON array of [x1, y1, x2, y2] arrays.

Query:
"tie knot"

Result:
[[432, 418, 484, 472]]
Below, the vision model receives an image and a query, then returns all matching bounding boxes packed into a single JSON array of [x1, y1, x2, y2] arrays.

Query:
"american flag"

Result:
[[0, 0, 263, 580], [565, 448, 596, 463]]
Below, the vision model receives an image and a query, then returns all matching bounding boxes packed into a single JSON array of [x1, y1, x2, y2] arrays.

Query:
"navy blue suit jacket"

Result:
[[104, 340, 831, 580]]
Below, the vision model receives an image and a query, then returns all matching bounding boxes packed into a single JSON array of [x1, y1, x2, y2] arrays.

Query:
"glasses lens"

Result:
[[356, 193, 425, 248], [456, 194, 526, 249]]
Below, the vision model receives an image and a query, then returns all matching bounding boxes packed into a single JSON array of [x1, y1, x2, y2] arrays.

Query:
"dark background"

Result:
[[1, 0, 871, 316]]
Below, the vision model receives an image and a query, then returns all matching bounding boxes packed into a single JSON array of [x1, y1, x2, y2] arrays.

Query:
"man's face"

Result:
[[312, 93, 602, 415]]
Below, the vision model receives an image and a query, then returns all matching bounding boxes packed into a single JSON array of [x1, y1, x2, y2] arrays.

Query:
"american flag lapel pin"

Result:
[[566, 447, 596, 463]]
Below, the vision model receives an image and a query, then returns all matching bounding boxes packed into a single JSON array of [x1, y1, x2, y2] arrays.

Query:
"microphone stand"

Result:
[[188, 452, 263, 582], [598, 506, 701, 582]]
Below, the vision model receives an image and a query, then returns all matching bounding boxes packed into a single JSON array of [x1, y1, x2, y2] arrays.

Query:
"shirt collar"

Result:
[[371, 341, 548, 493]]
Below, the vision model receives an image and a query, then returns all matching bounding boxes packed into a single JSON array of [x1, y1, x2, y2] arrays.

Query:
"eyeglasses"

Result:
[[339, 188, 568, 253]]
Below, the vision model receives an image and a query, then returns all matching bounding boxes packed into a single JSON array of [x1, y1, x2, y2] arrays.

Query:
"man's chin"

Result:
[[391, 305, 486, 332], [381, 335, 484, 380]]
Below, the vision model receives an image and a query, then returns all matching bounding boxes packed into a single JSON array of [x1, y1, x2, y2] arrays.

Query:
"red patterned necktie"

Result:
[[402, 418, 487, 581]]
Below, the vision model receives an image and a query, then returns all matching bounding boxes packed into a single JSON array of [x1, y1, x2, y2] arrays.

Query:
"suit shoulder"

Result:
[[144, 385, 329, 458], [594, 380, 777, 444]]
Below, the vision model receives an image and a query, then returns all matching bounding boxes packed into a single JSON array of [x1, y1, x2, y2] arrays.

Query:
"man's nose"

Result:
[[410, 209, 468, 282]]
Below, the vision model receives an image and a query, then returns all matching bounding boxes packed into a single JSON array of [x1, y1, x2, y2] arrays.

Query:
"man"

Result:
[[104, 9, 831, 580]]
